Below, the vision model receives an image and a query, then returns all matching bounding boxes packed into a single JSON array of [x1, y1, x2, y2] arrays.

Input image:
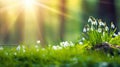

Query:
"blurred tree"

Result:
[[81, 0, 98, 32], [0, 3, 10, 44], [14, 8, 24, 44], [59, 0, 66, 41], [81, 0, 89, 28], [37, 1, 46, 47], [98, 0, 118, 31]]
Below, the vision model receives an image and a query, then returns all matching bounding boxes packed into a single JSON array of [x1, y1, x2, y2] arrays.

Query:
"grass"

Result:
[[78, 16, 117, 46], [0, 45, 120, 67], [0, 16, 120, 67]]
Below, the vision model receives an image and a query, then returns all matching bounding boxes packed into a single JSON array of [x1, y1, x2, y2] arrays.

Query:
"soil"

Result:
[[92, 42, 120, 56]]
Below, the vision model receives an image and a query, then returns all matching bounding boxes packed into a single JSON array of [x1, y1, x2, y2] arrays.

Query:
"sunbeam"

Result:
[[0, 0, 75, 21], [34, 1, 73, 19], [0, 0, 78, 44], [21, 0, 36, 9]]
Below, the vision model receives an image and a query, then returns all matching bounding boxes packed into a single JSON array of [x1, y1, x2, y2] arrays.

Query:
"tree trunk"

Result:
[[81, 0, 89, 31], [37, 1, 46, 47], [59, 0, 66, 41], [98, 0, 118, 31], [0, 3, 10, 44], [14, 10, 24, 44]]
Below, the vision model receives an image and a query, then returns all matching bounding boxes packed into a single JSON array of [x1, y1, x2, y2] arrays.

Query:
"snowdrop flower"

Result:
[[88, 16, 97, 25], [60, 41, 74, 47], [82, 37, 85, 41], [52, 46, 58, 50], [113, 33, 118, 37], [0, 46, 3, 50], [83, 27, 87, 32], [16, 45, 21, 51], [98, 19, 106, 26], [37, 40, 40, 44], [64, 41, 69, 46], [88, 16, 92, 23], [102, 22, 106, 26], [86, 28, 90, 31], [60, 41, 69, 47], [105, 42, 108, 43], [57, 46, 62, 49], [111, 22, 115, 29], [79, 42, 83, 45], [99, 62, 108, 67], [98, 19, 102, 25], [86, 24, 90, 31], [52, 46, 62, 50], [118, 32, 120, 35], [98, 28, 102, 33], [35, 45, 39, 48], [91, 20, 97, 25], [105, 26, 109, 31]]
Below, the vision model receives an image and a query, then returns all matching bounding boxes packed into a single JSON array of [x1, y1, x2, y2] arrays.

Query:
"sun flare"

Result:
[[0, 0, 72, 44], [21, 0, 35, 9]]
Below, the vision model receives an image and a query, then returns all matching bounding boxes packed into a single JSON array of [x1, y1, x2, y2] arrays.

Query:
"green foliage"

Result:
[[0, 44, 120, 67], [109, 35, 120, 45], [79, 16, 117, 46]]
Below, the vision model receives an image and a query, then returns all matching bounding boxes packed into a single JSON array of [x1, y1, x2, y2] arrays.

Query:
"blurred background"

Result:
[[0, 0, 120, 46]]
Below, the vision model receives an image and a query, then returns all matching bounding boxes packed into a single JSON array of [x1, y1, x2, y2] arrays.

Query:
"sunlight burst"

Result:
[[0, 0, 74, 44], [21, 0, 35, 9]]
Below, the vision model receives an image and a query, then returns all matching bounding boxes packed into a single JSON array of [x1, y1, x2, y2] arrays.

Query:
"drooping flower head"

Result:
[[16, 45, 21, 51], [111, 22, 115, 29], [98, 19, 105, 26], [88, 16, 92, 23], [89, 16, 97, 25], [118, 32, 120, 35], [83, 27, 87, 32], [105, 26, 109, 31]]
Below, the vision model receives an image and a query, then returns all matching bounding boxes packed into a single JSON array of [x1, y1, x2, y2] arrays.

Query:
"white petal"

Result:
[[0, 46, 3, 50], [118, 32, 120, 35], [79, 42, 83, 45], [37, 40, 40, 44], [83, 28, 87, 32], [105, 26, 109, 31]]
